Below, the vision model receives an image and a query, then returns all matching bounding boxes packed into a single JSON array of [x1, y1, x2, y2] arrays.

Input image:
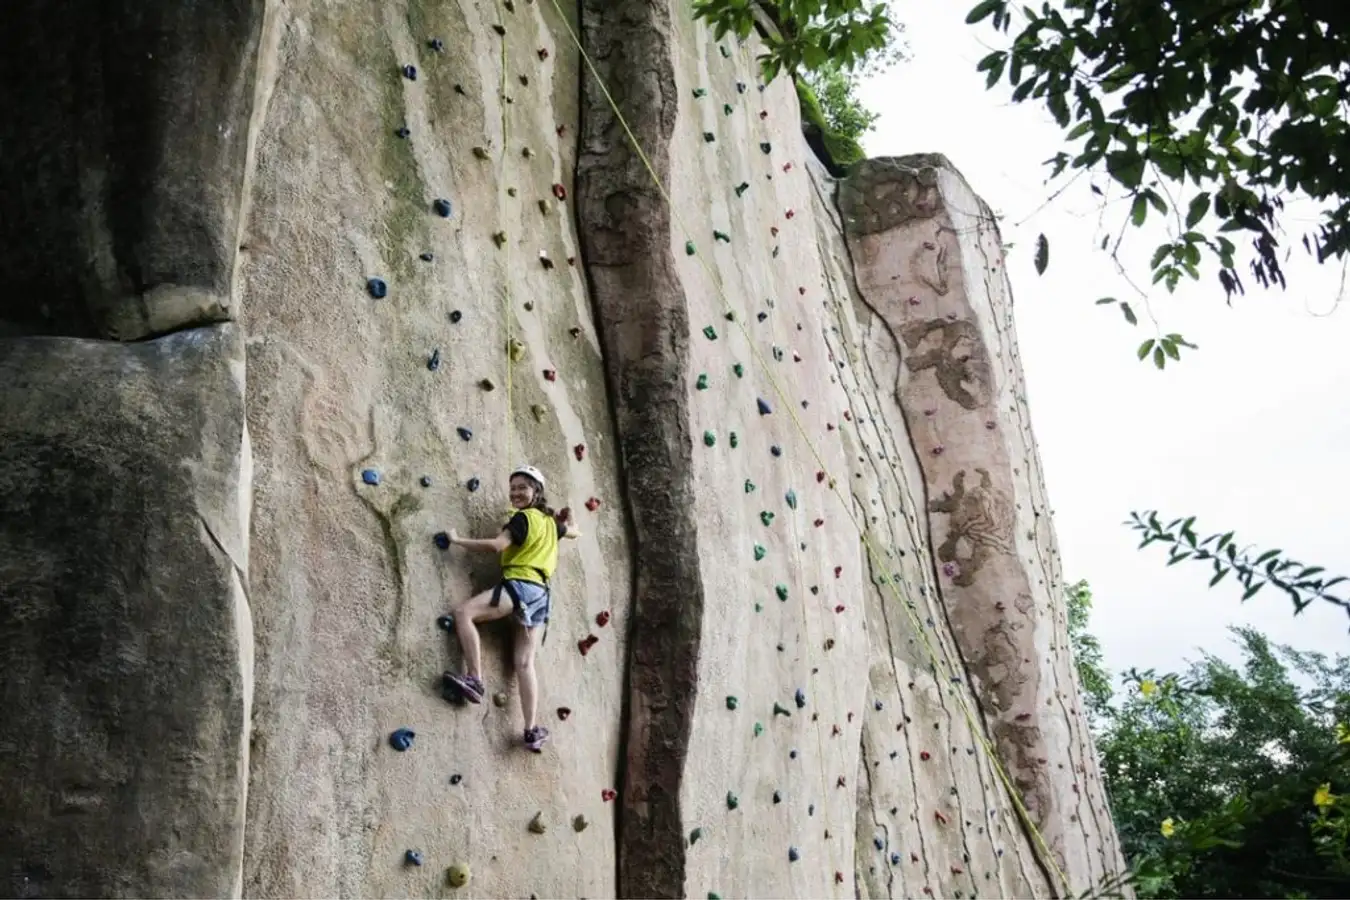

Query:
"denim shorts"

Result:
[[495, 579, 551, 628]]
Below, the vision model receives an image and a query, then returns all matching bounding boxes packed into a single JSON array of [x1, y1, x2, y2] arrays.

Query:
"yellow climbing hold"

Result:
[[447, 862, 471, 888], [508, 338, 526, 361]]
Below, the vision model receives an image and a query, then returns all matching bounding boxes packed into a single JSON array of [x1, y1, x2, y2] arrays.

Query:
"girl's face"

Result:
[[508, 475, 536, 509]]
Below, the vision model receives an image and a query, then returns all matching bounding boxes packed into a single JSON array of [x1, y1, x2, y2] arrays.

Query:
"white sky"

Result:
[[857, 3, 1350, 680]]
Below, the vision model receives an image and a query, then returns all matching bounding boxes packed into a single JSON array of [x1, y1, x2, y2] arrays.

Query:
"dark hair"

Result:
[[511, 473, 555, 518]]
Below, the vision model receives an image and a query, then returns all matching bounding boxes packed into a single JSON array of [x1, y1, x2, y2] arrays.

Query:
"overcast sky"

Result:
[[857, 4, 1350, 680]]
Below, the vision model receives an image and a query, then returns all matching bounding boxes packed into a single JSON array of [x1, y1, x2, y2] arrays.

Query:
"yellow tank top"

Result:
[[500, 507, 559, 584]]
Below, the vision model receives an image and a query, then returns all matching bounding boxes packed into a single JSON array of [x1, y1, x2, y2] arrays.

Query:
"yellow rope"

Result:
[[543, 1, 1076, 894]]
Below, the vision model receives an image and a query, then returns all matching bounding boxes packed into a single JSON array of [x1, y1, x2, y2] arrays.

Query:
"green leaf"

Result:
[[1152, 345, 1165, 368], [1120, 302, 1137, 325], [965, 0, 1003, 24], [1137, 339, 1155, 360], [1186, 193, 1211, 229], [1034, 233, 1049, 274], [1095, 296, 1117, 305], [1130, 194, 1148, 227]]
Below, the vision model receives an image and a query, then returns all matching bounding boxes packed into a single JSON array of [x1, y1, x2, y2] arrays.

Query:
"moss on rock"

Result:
[[794, 77, 864, 177]]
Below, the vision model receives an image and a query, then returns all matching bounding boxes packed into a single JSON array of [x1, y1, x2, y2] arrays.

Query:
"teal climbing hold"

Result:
[[696, 373, 708, 390], [729, 432, 738, 448], [724, 310, 736, 321], [785, 490, 797, 509], [760, 510, 774, 526], [744, 479, 756, 493], [776, 584, 788, 601], [693, 88, 707, 98], [703, 132, 716, 143], [733, 363, 744, 378], [754, 602, 762, 612], [690, 826, 704, 846], [713, 230, 730, 243], [773, 701, 791, 717], [726, 791, 739, 810], [726, 695, 739, 710], [723, 103, 733, 115], [753, 544, 766, 561], [753, 722, 764, 737], [709, 894, 723, 900], [734, 182, 749, 197], [686, 240, 696, 255], [703, 325, 718, 340], [703, 430, 716, 447]]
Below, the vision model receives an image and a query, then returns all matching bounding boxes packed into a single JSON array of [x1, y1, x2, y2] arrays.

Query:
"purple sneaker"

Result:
[[444, 672, 485, 704], [524, 725, 550, 752]]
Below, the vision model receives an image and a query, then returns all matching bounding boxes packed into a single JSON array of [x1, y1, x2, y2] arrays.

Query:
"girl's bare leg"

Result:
[[513, 622, 543, 730], [453, 588, 513, 677]]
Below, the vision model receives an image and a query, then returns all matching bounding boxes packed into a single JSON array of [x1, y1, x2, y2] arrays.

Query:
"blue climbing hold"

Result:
[[873, 837, 884, 851], [770, 445, 782, 457], [808, 804, 815, 816], [429, 38, 445, 52], [420, 475, 432, 487], [457, 427, 473, 441], [450, 773, 463, 785], [403, 64, 418, 80], [406, 849, 424, 866], [466, 477, 480, 492], [788, 847, 800, 863], [437, 614, 454, 630], [757, 397, 772, 415], [434, 532, 451, 550], [890, 852, 901, 865], [434, 198, 453, 217], [794, 688, 806, 709], [428, 349, 441, 371], [449, 310, 463, 324], [395, 126, 410, 139], [789, 749, 797, 759], [874, 700, 884, 711], [368, 277, 388, 299], [362, 468, 381, 486], [420, 251, 434, 262], [389, 728, 416, 751], [773, 790, 782, 804]]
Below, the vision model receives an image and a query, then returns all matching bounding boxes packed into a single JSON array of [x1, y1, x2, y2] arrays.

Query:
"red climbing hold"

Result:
[[556, 124, 566, 137], [543, 368, 557, 381], [843, 410, 852, 421], [585, 497, 601, 512], [578, 634, 599, 656], [552, 183, 567, 201], [814, 518, 824, 528], [934, 810, 948, 825], [601, 789, 617, 802], [798, 286, 806, 295], [595, 610, 611, 628], [834, 604, 845, 614], [951, 866, 964, 875], [537, 47, 550, 60], [783, 162, 793, 172], [831, 724, 841, 736], [770, 226, 779, 237], [836, 775, 847, 788], [557, 706, 572, 720], [920, 751, 931, 761], [816, 471, 825, 483], [759, 110, 768, 119], [826, 423, 835, 431], [834, 566, 842, 578], [574, 443, 586, 461], [911, 853, 920, 863], [834, 872, 844, 884], [785, 209, 795, 219]]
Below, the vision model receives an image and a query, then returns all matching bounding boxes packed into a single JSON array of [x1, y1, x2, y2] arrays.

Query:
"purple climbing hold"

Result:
[[434, 532, 451, 550], [362, 468, 381, 485], [403, 64, 418, 80], [457, 426, 473, 441], [794, 688, 806, 709], [433, 198, 453, 217], [389, 728, 416, 751], [466, 477, 480, 492], [368, 277, 388, 299], [875, 700, 883, 710], [757, 311, 768, 322], [427, 349, 441, 371], [406, 849, 424, 866], [757, 397, 772, 415], [449, 310, 463, 323]]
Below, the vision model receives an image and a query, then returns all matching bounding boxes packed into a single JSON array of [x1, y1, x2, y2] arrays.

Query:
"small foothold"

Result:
[[732, 363, 744, 377], [532, 404, 547, 422], [543, 368, 557, 382], [569, 326, 582, 338], [552, 183, 567, 201], [492, 231, 507, 248], [920, 751, 931, 761], [446, 862, 471, 888], [795, 688, 806, 708], [696, 373, 708, 390], [713, 230, 730, 243], [726, 791, 739, 809], [478, 378, 495, 392], [529, 811, 546, 834], [537, 199, 548, 215], [433, 532, 450, 550], [556, 706, 571, 720], [891, 852, 901, 865], [472, 146, 491, 160], [726, 695, 738, 710], [491, 23, 506, 35], [538, 47, 550, 60], [685, 240, 697, 256], [689, 826, 704, 846], [692, 88, 707, 98], [427, 349, 441, 371], [449, 310, 463, 324], [573, 814, 589, 832], [519, 76, 530, 88], [508, 339, 526, 361], [433, 198, 453, 217], [757, 311, 768, 322], [429, 38, 445, 52], [736, 81, 746, 93], [757, 397, 771, 415], [775, 584, 788, 601], [406, 849, 424, 866], [744, 479, 756, 493], [788, 847, 800, 862], [723, 103, 733, 115], [454, 83, 466, 95], [719, 44, 730, 57], [437, 614, 454, 630], [601, 788, 617, 802], [367, 277, 387, 299], [361, 468, 381, 486], [539, 251, 554, 269], [789, 748, 797, 758], [449, 773, 462, 785], [595, 610, 611, 627], [389, 728, 415, 751], [457, 427, 473, 441], [402, 64, 418, 80], [523, 300, 535, 311], [703, 430, 716, 447]]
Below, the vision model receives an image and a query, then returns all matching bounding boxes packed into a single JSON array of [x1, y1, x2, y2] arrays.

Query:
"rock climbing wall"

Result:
[[0, 0, 1128, 897]]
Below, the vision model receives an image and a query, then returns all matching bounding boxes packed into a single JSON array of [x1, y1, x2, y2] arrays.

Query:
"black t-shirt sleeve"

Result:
[[504, 511, 529, 546], [556, 520, 567, 539]]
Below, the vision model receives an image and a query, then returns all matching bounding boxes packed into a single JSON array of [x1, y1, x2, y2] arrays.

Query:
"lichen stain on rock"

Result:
[[928, 468, 1015, 587], [901, 317, 993, 411]]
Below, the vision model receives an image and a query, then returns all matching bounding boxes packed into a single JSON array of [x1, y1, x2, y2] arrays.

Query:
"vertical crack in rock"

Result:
[[575, 1, 700, 897]]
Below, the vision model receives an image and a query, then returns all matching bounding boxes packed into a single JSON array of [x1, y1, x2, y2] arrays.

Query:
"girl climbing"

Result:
[[443, 464, 578, 752]]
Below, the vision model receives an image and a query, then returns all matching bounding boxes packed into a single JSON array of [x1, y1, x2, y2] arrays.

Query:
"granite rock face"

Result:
[[0, 0, 1126, 897]]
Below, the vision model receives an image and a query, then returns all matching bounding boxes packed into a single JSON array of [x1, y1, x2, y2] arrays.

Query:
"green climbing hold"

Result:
[[760, 141, 771, 153], [753, 544, 766, 561], [729, 432, 738, 448], [774, 701, 791, 717], [709, 894, 723, 900], [713, 230, 730, 243], [686, 240, 697, 255], [703, 132, 716, 143], [703, 430, 716, 447], [744, 479, 756, 493], [726, 696, 739, 710], [733, 363, 744, 378], [726, 791, 739, 810], [696, 373, 709, 390], [772, 345, 784, 361], [693, 88, 707, 98], [723, 103, 733, 115], [734, 182, 749, 197], [776, 584, 789, 601], [753, 722, 764, 737], [754, 602, 762, 612], [772, 245, 780, 258], [760, 510, 774, 526], [703, 325, 718, 340], [690, 826, 704, 846], [785, 489, 798, 509]]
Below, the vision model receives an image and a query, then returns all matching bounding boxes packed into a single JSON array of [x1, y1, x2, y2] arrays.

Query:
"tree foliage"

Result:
[[1066, 592, 1350, 898], [967, 0, 1350, 367]]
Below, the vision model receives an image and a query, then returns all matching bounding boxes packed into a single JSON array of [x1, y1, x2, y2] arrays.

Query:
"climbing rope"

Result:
[[498, 0, 516, 481], [542, 2, 1076, 894]]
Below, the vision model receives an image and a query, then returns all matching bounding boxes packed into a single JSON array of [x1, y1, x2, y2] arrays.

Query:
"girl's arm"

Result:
[[557, 508, 581, 540], [448, 529, 511, 553]]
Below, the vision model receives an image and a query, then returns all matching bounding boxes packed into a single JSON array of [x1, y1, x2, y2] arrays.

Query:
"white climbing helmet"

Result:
[[510, 464, 546, 489]]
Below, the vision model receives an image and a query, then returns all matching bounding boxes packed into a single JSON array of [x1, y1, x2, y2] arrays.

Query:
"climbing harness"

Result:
[[541, 2, 1076, 894]]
